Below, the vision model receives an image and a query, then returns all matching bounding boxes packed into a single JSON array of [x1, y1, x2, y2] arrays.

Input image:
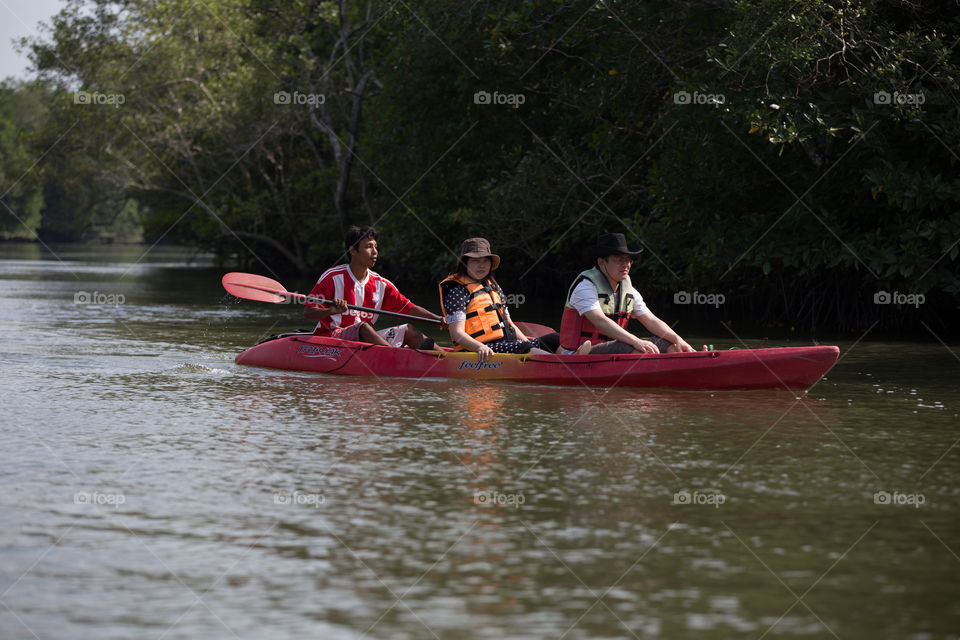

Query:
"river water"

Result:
[[0, 243, 957, 639]]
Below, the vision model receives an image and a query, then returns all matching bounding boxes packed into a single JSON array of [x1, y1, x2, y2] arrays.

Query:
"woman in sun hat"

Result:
[[438, 238, 566, 361]]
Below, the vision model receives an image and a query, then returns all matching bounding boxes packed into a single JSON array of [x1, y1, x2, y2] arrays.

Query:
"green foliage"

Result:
[[366, 1, 734, 285], [646, 0, 960, 329], [0, 81, 47, 237], [8, 0, 958, 331]]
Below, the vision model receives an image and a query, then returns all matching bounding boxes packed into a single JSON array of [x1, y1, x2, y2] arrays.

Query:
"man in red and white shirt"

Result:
[[304, 226, 443, 348]]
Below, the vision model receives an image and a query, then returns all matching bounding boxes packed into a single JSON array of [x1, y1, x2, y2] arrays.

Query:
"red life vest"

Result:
[[438, 274, 507, 350], [559, 267, 635, 351]]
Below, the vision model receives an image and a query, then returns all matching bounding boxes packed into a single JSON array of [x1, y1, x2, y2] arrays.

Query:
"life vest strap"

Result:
[[469, 322, 503, 339]]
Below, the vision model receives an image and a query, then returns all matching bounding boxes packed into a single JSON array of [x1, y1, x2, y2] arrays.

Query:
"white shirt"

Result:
[[568, 279, 650, 318]]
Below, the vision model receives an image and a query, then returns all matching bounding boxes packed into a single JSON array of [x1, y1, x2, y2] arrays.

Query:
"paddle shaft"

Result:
[[236, 280, 443, 325]]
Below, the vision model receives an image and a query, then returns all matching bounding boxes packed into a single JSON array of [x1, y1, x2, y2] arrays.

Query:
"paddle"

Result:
[[222, 272, 443, 325], [513, 321, 557, 338]]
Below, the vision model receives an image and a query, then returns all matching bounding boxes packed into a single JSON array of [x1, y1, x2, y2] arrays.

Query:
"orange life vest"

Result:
[[439, 275, 507, 350]]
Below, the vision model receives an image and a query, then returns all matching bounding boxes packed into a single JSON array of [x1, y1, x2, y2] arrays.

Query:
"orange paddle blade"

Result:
[[222, 272, 289, 303]]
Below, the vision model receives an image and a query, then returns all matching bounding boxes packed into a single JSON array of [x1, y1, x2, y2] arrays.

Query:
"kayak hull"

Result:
[[234, 334, 840, 390]]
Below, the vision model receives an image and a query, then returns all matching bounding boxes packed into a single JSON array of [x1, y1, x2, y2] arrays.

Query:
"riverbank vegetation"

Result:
[[2, 0, 957, 333]]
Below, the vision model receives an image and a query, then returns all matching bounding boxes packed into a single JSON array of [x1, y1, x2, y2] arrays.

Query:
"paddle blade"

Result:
[[514, 321, 557, 338], [222, 272, 289, 303]]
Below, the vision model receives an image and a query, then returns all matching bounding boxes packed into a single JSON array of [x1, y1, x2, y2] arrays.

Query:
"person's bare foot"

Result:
[[576, 341, 593, 355]]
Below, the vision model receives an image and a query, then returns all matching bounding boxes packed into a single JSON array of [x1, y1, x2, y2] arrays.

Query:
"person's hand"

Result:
[[329, 298, 348, 314], [634, 339, 660, 354], [439, 319, 449, 331], [673, 339, 696, 353], [476, 345, 494, 362]]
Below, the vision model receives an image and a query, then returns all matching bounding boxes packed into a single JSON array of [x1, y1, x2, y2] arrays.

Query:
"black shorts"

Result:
[[590, 336, 673, 354]]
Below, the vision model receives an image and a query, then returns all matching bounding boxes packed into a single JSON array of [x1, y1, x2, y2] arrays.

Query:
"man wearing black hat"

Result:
[[558, 233, 698, 355]]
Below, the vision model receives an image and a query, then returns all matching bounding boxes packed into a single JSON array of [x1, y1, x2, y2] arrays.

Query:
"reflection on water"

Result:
[[0, 245, 958, 639]]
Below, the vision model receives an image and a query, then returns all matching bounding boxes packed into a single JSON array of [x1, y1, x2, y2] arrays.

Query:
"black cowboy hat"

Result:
[[588, 233, 644, 259]]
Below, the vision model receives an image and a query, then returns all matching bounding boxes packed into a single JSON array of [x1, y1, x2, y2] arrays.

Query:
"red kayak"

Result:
[[234, 332, 840, 390]]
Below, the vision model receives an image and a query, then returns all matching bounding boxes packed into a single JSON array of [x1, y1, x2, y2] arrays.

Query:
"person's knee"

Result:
[[403, 324, 422, 340], [358, 322, 376, 340]]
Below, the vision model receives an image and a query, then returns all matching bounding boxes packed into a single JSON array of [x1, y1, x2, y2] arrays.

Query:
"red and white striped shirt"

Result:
[[308, 264, 413, 336]]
